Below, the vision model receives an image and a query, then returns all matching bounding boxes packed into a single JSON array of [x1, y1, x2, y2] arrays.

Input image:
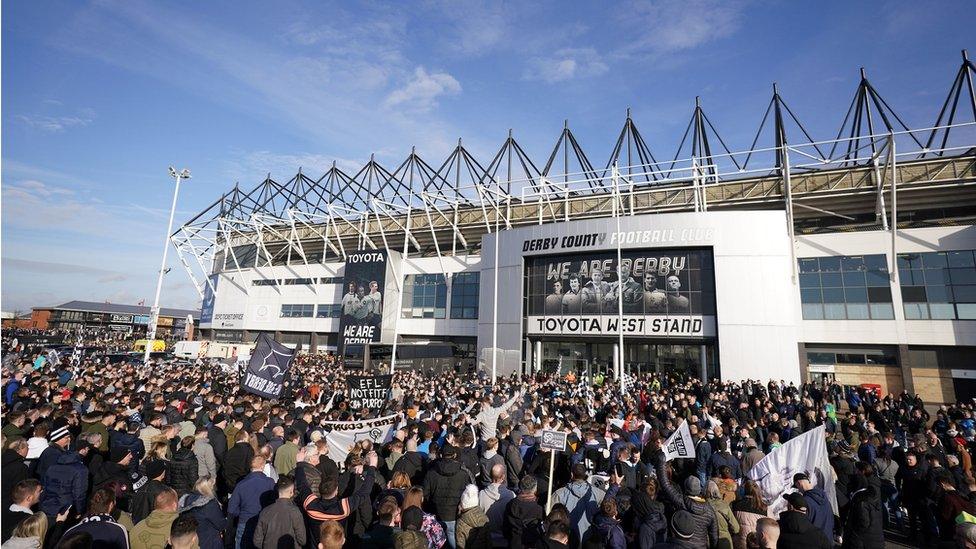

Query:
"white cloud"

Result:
[[385, 67, 462, 112], [523, 48, 609, 83], [617, 0, 745, 58], [17, 113, 94, 132]]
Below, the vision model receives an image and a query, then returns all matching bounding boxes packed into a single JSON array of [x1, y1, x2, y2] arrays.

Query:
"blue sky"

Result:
[[2, 0, 973, 313]]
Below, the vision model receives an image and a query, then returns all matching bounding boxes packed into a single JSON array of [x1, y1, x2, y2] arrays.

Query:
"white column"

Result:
[[700, 344, 708, 382], [534, 340, 542, 373]]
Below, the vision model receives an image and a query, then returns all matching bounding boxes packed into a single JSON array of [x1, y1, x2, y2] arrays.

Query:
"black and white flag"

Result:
[[663, 419, 696, 461], [241, 333, 295, 399]]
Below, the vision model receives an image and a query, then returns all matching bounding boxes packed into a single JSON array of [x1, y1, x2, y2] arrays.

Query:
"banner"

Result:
[[347, 375, 393, 414], [524, 248, 716, 338], [747, 425, 838, 517], [321, 414, 398, 464], [200, 275, 217, 324], [338, 250, 387, 351], [241, 333, 296, 399], [663, 420, 695, 461]]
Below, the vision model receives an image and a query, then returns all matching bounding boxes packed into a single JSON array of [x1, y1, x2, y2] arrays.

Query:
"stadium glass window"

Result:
[[252, 279, 279, 286], [450, 272, 480, 319], [898, 250, 976, 320], [318, 277, 343, 285], [280, 304, 314, 318], [798, 255, 893, 320], [283, 278, 315, 286], [401, 274, 447, 319], [316, 304, 341, 318]]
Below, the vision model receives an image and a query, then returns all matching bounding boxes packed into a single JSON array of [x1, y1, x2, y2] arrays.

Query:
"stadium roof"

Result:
[[45, 301, 197, 319]]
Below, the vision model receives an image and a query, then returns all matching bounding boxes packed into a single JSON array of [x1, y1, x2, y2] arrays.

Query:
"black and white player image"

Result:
[[666, 274, 690, 311], [581, 267, 610, 314], [606, 262, 643, 312], [545, 280, 563, 315], [340, 281, 361, 318], [362, 280, 383, 324], [643, 272, 668, 313], [562, 274, 583, 314]]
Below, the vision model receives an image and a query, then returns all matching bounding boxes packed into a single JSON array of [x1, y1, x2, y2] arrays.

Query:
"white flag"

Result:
[[746, 424, 837, 517], [322, 414, 399, 465], [663, 420, 696, 461]]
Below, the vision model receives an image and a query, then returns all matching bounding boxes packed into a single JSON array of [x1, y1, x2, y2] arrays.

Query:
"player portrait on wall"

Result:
[[562, 274, 583, 314], [666, 274, 690, 311], [545, 280, 563, 314], [643, 272, 668, 313], [582, 267, 611, 314]]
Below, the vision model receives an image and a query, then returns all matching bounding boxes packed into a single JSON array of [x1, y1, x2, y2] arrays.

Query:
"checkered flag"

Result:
[[622, 373, 636, 392], [571, 379, 596, 418]]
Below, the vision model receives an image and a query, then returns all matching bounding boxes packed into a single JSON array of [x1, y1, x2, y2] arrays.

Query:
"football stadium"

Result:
[[174, 52, 976, 404]]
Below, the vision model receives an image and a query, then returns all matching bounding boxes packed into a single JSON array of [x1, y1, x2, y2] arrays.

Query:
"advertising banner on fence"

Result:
[[524, 248, 716, 338], [321, 414, 399, 464], [338, 250, 387, 351], [347, 375, 393, 414], [241, 333, 296, 399]]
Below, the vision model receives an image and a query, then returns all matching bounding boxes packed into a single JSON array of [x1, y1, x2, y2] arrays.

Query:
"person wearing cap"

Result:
[[207, 413, 229, 463], [651, 440, 718, 549], [455, 484, 489, 549], [423, 444, 474, 547], [776, 492, 831, 549], [792, 472, 833, 542]]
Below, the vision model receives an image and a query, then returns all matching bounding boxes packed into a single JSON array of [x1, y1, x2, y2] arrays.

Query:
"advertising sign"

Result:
[[524, 248, 716, 338], [133, 315, 150, 325], [200, 275, 217, 324], [110, 313, 134, 323], [338, 250, 387, 351]]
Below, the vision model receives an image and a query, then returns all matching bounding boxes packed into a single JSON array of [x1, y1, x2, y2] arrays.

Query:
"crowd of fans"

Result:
[[3, 331, 976, 548]]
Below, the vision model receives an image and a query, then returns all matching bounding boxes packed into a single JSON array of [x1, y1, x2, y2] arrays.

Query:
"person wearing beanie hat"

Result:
[[130, 459, 169, 525], [663, 510, 699, 548], [777, 491, 831, 549], [36, 418, 72, 481], [455, 484, 489, 549]]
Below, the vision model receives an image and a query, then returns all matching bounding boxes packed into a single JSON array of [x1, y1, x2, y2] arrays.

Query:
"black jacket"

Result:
[[652, 450, 718, 549], [39, 450, 88, 517], [131, 478, 169, 525], [223, 442, 255, 493], [167, 447, 199, 495], [208, 425, 228, 461], [504, 494, 546, 549], [422, 458, 473, 522], [777, 510, 832, 549], [1, 449, 29, 509], [392, 451, 426, 486], [1, 506, 32, 542], [841, 487, 885, 549], [179, 492, 227, 549]]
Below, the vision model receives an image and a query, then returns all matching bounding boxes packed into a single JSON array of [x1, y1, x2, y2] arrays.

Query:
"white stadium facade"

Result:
[[174, 53, 976, 404]]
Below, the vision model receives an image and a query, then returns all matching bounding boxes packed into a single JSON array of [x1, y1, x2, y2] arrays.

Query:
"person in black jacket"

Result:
[[131, 459, 169, 524], [841, 474, 885, 549], [1, 439, 30, 510], [167, 436, 200, 496], [896, 450, 935, 543], [423, 444, 474, 546], [222, 430, 255, 495], [776, 493, 831, 549], [207, 414, 229, 462], [178, 476, 227, 549], [651, 447, 718, 548], [2, 479, 41, 542], [60, 487, 130, 549], [504, 475, 546, 549]]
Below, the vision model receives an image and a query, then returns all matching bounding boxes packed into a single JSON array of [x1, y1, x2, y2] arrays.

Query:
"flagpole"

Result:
[[613, 164, 625, 396]]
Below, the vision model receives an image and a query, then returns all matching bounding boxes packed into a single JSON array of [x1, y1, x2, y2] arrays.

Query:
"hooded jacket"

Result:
[[776, 510, 832, 549], [179, 491, 227, 549], [130, 509, 179, 549], [39, 451, 88, 517], [455, 505, 490, 549], [802, 486, 834, 542], [1, 449, 29, 509], [504, 493, 545, 549], [551, 480, 606, 539], [109, 431, 146, 469], [193, 437, 217, 480], [422, 458, 473, 522], [841, 486, 884, 549], [591, 512, 627, 549], [479, 482, 515, 547]]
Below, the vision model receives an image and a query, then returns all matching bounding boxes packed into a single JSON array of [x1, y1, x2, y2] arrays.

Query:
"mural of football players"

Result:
[[545, 280, 564, 315], [666, 274, 690, 311], [581, 267, 610, 314], [352, 283, 370, 320], [643, 273, 668, 313], [562, 274, 583, 314], [607, 262, 643, 313], [362, 280, 383, 324], [341, 282, 361, 318]]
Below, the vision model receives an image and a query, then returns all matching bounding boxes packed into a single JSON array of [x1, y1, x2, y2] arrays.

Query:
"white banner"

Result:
[[746, 425, 838, 517], [663, 420, 695, 461], [322, 414, 399, 464], [526, 315, 713, 337]]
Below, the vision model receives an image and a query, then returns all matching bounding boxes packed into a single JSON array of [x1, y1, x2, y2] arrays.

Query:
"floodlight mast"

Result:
[[144, 167, 191, 364]]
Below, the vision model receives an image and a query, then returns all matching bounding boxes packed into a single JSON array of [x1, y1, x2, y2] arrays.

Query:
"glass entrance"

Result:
[[538, 340, 718, 380]]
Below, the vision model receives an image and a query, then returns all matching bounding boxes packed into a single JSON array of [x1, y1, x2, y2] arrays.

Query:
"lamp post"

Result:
[[144, 166, 190, 364]]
